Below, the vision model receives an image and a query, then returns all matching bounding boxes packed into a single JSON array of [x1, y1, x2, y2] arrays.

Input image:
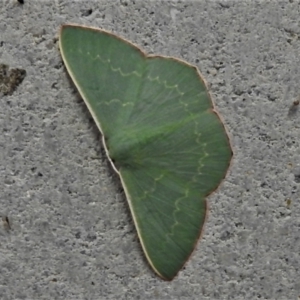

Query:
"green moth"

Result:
[[59, 24, 232, 280]]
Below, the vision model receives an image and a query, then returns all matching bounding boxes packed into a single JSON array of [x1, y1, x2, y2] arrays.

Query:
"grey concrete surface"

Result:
[[0, 0, 299, 299]]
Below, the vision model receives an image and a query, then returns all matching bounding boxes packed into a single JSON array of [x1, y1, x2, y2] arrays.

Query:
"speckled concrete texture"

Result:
[[0, 0, 299, 299]]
